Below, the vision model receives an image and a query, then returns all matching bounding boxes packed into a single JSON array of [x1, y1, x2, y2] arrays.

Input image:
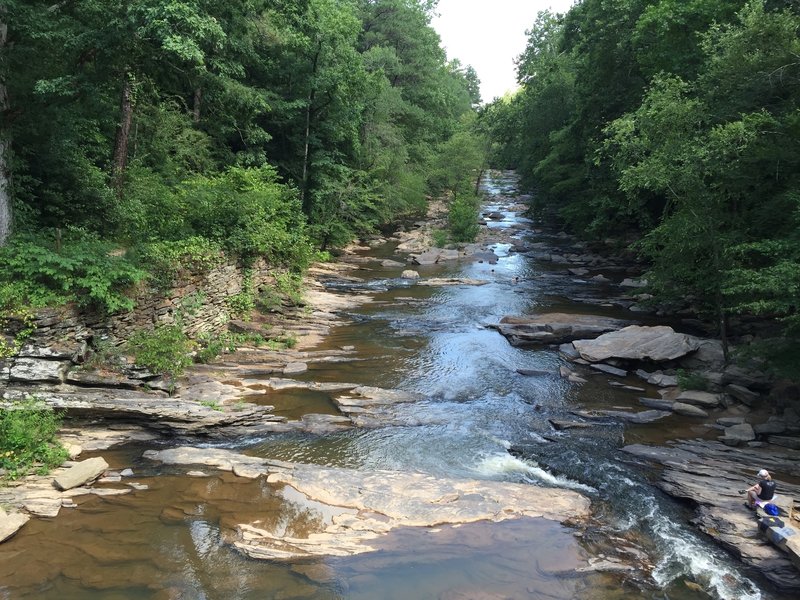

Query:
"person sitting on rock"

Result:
[[745, 469, 776, 509]]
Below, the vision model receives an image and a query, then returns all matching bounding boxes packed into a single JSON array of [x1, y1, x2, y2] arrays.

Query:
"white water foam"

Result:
[[474, 453, 597, 494], [649, 502, 761, 600]]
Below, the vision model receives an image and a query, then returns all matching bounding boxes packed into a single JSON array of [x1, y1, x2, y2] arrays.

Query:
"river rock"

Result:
[[283, 362, 308, 375], [568, 268, 589, 276], [416, 278, 488, 286], [145, 446, 591, 562], [573, 326, 701, 363], [400, 270, 420, 280], [753, 418, 787, 436], [0, 507, 29, 543], [672, 402, 708, 418], [620, 278, 647, 288], [716, 417, 745, 426], [381, 259, 405, 268], [516, 368, 551, 377], [639, 398, 674, 411], [768, 436, 800, 450], [9, 358, 68, 383], [53, 457, 109, 491], [636, 370, 678, 387], [725, 384, 761, 407], [722, 365, 772, 391], [719, 423, 755, 446], [469, 251, 499, 264], [492, 313, 627, 347], [549, 419, 593, 430], [589, 363, 627, 377], [675, 390, 722, 408]]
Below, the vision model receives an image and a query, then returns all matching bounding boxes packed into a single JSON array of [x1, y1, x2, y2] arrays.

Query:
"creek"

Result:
[[0, 172, 790, 600]]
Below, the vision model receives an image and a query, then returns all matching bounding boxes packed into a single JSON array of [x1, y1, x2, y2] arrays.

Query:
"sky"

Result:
[[431, 0, 576, 103]]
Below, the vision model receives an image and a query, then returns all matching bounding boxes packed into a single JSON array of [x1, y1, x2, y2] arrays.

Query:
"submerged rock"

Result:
[[145, 446, 591, 561]]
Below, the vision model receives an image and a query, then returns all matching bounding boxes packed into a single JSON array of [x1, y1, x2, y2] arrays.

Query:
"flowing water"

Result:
[[0, 172, 790, 600]]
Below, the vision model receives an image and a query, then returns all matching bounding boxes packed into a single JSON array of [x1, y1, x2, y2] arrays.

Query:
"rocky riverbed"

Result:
[[1, 171, 799, 600]]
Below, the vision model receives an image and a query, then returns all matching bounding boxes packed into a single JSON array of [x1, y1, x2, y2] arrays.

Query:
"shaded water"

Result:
[[0, 172, 788, 599]]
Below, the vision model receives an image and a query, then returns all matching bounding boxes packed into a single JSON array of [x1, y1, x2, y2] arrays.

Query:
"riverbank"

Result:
[[1, 171, 798, 599]]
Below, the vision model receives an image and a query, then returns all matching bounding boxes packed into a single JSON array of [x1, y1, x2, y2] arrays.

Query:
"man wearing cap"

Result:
[[745, 469, 776, 508]]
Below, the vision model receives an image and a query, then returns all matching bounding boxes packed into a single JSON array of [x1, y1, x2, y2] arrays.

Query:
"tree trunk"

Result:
[[111, 72, 134, 195], [0, 13, 10, 246], [474, 169, 484, 195], [300, 43, 321, 214], [193, 87, 202, 123]]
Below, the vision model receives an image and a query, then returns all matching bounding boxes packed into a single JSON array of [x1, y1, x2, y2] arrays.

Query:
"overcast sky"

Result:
[[431, 0, 576, 103]]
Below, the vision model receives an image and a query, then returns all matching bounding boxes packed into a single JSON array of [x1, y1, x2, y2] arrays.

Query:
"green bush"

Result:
[[133, 237, 224, 289], [0, 231, 147, 313], [677, 369, 709, 391], [0, 397, 68, 481], [127, 325, 194, 382], [448, 195, 480, 242], [432, 229, 449, 248]]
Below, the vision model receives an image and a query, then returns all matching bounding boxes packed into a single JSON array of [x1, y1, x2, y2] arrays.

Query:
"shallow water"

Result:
[[0, 172, 790, 600]]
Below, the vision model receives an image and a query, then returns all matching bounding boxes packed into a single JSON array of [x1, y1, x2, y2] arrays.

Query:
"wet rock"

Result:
[[516, 369, 551, 377], [381, 259, 405, 268], [416, 278, 488, 286], [53, 457, 109, 491], [675, 390, 722, 408], [0, 507, 29, 543], [672, 402, 708, 418], [9, 358, 68, 383], [469, 251, 499, 264], [719, 423, 755, 446], [679, 339, 726, 370], [492, 313, 627, 347], [400, 270, 419, 280], [145, 446, 591, 561], [549, 419, 593, 430], [559, 343, 581, 360], [573, 326, 701, 363], [573, 409, 670, 424], [568, 268, 589, 276]]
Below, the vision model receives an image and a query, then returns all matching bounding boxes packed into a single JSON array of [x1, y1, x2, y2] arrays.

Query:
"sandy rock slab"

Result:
[[622, 440, 800, 591], [491, 313, 627, 347], [145, 447, 591, 561]]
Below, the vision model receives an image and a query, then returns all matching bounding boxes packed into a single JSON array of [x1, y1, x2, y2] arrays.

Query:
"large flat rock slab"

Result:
[[573, 325, 701, 363], [0, 507, 29, 543], [491, 313, 627, 346], [622, 440, 800, 591], [53, 457, 109, 491], [145, 447, 591, 561]]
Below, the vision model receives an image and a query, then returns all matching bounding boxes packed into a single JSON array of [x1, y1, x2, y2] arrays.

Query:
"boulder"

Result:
[[568, 267, 589, 276], [678, 339, 726, 370], [716, 417, 745, 426], [753, 418, 787, 436], [492, 313, 627, 347], [722, 365, 772, 391], [53, 457, 109, 491], [0, 507, 29, 543], [719, 423, 755, 446], [469, 251, 499, 264], [675, 390, 722, 408], [672, 402, 708, 418], [410, 249, 441, 265], [516, 369, 551, 377], [573, 326, 701, 363], [9, 358, 67, 383], [726, 384, 761, 407], [400, 270, 420, 280]]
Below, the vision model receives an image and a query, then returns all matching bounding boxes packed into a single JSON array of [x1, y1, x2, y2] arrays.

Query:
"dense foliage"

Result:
[[483, 0, 800, 351], [1, 0, 484, 310], [0, 397, 68, 480]]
